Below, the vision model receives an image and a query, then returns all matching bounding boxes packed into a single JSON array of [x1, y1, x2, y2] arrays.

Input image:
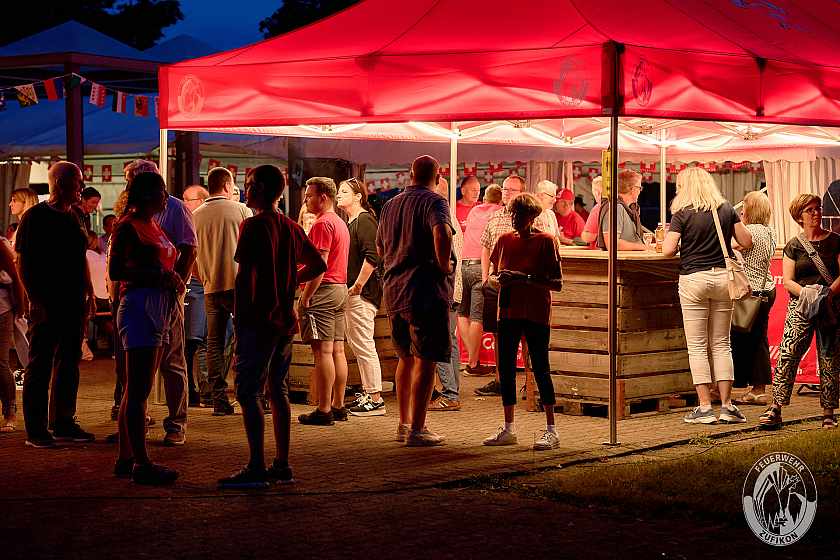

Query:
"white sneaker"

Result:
[[483, 427, 518, 446], [395, 423, 410, 442], [533, 430, 560, 451], [405, 428, 444, 447]]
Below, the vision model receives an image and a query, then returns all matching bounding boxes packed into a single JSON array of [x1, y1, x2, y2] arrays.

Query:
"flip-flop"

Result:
[[734, 392, 767, 405]]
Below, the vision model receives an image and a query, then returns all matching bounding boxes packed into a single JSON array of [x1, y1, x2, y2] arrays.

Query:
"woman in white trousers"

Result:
[[336, 178, 385, 416]]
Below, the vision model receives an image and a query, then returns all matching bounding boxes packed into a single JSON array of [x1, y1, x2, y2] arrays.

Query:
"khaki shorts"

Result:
[[299, 283, 349, 343]]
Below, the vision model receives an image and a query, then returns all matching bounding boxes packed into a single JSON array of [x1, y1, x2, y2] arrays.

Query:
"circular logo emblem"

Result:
[[177, 74, 205, 115], [552, 57, 589, 107], [743, 452, 817, 546], [631, 59, 653, 107]]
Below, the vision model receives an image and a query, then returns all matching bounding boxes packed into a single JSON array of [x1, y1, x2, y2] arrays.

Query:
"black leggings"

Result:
[[497, 319, 555, 407]]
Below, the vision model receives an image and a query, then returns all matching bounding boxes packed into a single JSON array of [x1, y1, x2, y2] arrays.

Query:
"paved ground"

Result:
[[0, 358, 829, 558]]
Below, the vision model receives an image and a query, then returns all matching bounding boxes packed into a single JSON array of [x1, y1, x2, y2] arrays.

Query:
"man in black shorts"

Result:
[[376, 155, 456, 446], [219, 165, 326, 488]]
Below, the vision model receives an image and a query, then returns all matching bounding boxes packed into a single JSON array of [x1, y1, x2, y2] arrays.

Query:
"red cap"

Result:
[[557, 189, 574, 202]]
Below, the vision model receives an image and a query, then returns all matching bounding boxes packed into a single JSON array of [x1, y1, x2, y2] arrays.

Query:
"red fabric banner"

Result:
[[768, 258, 818, 384], [101, 165, 112, 182]]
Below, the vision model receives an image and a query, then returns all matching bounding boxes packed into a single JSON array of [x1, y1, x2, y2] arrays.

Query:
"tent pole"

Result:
[[159, 129, 169, 190], [449, 129, 458, 209], [607, 114, 620, 446], [660, 144, 667, 226]]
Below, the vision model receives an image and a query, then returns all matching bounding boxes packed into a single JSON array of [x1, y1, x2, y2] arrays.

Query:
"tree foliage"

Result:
[[0, 1, 183, 50], [259, 0, 358, 38]]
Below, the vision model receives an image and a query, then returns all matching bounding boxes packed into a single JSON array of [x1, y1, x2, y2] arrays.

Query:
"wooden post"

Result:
[[173, 131, 199, 198], [64, 64, 83, 167]]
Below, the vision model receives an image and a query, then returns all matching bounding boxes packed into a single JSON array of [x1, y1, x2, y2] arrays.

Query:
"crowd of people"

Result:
[[0, 152, 836, 488]]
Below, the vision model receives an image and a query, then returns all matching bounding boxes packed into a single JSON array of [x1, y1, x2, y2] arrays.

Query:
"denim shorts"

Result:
[[118, 287, 174, 350]]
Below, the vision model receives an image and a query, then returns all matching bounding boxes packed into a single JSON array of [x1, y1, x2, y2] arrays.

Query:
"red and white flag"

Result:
[[83, 164, 94, 182], [102, 165, 112, 182], [89, 83, 106, 107], [112, 90, 127, 113]]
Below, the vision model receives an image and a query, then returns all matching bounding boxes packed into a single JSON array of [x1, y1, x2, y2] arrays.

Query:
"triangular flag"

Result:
[[64, 74, 82, 92], [15, 84, 38, 107], [111, 90, 127, 113], [89, 82, 106, 107], [134, 95, 149, 117], [43, 78, 63, 101]]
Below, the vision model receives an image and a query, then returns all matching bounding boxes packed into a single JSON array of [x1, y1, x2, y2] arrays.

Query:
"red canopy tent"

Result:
[[159, 0, 840, 443], [160, 0, 840, 129]]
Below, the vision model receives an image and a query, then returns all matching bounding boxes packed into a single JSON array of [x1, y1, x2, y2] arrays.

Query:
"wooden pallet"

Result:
[[554, 390, 700, 419]]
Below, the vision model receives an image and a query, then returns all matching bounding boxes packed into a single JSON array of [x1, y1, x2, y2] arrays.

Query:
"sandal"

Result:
[[758, 406, 782, 430], [822, 415, 838, 429], [1, 414, 15, 433], [734, 392, 767, 406]]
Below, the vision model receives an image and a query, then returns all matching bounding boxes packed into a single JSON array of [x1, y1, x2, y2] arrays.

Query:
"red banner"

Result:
[[768, 258, 818, 384], [457, 330, 524, 368]]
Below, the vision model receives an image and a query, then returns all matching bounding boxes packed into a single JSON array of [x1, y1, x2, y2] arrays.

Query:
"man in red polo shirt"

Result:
[[553, 188, 585, 244], [298, 177, 352, 426], [455, 176, 480, 232]]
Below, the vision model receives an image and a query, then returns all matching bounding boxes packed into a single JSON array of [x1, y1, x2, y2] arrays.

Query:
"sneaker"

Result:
[[396, 423, 411, 442], [430, 388, 442, 402], [465, 363, 494, 377], [131, 462, 179, 486], [13, 369, 24, 388], [163, 431, 186, 446], [533, 430, 560, 451], [344, 392, 367, 409], [719, 404, 747, 424], [212, 401, 235, 416], [474, 380, 502, 396], [483, 427, 518, 446], [266, 460, 295, 485], [25, 433, 56, 448], [428, 396, 461, 411], [406, 428, 445, 447], [331, 407, 349, 422], [683, 406, 717, 424], [110, 405, 120, 421], [114, 457, 134, 479], [298, 409, 334, 426], [218, 465, 270, 489], [348, 395, 386, 417], [53, 423, 95, 442]]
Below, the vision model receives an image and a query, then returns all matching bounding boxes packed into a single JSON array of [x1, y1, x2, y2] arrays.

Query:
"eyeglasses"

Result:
[[802, 206, 822, 216]]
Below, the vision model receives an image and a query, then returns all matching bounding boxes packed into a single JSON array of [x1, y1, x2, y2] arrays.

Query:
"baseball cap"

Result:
[[557, 189, 574, 202]]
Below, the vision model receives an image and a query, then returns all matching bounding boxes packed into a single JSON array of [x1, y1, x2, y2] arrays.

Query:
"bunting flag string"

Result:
[[0, 72, 158, 120]]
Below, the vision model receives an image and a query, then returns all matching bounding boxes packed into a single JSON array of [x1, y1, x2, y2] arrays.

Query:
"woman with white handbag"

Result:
[[731, 192, 776, 406], [663, 167, 753, 425], [760, 194, 840, 430]]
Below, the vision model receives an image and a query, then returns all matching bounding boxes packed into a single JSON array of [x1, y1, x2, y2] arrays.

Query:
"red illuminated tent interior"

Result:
[[160, 0, 840, 129]]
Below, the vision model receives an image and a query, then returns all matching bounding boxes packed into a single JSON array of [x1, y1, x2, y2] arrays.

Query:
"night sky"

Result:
[[162, 0, 281, 51]]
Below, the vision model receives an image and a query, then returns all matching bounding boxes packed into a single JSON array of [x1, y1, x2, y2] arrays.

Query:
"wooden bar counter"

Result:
[[549, 248, 693, 419]]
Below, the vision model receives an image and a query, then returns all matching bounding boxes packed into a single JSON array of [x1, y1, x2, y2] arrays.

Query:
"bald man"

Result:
[[16, 161, 95, 447], [376, 155, 456, 446], [183, 185, 209, 214]]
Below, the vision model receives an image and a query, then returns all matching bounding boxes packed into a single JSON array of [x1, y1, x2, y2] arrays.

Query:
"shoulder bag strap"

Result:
[[797, 233, 835, 285], [710, 205, 730, 260]]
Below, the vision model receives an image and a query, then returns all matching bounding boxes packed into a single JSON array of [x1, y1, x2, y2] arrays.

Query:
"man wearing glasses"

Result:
[[597, 169, 648, 251]]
